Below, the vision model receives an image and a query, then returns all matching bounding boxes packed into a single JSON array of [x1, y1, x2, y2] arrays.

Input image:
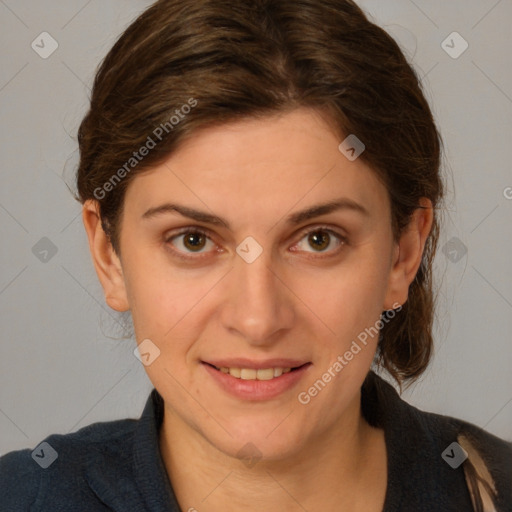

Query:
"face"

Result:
[[86, 107, 423, 463]]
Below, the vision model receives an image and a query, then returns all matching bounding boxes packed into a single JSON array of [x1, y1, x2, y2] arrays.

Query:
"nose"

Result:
[[219, 248, 295, 346]]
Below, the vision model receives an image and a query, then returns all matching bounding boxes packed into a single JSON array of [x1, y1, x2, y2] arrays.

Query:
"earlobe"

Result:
[[82, 200, 130, 312], [383, 198, 434, 309]]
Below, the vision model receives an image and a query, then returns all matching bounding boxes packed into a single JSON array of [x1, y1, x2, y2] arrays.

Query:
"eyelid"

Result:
[[164, 224, 348, 260], [295, 223, 347, 241]]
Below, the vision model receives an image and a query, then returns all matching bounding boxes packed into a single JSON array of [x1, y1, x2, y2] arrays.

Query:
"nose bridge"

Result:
[[222, 245, 294, 343]]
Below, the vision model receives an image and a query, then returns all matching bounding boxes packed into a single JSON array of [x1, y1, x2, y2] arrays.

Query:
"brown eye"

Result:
[[182, 232, 207, 251], [165, 229, 216, 257], [293, 227, 346, 256], [307, 231, 330, 251]]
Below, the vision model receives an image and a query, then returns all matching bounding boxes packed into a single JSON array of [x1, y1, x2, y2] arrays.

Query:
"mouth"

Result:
[[201, 360, 312, 401], [203, 362, 310, 381]]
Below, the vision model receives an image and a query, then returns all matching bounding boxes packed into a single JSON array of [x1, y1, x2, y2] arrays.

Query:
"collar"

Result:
[[85, 388, 181, 511], [83, 371, 465, 511]]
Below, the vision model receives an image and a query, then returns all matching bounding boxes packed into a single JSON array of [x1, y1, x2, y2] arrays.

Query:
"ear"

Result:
[[383, 198, 434, 309], [82, 200, 130, 312]]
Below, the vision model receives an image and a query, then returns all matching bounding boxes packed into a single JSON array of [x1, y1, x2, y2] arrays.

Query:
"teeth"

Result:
[[240, 368, 257, 380], [218, 366, 293, 380], [229, 367, 241, 378]]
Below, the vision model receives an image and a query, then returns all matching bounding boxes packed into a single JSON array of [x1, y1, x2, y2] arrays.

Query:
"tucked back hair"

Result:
[[76, 0, 444, 389]]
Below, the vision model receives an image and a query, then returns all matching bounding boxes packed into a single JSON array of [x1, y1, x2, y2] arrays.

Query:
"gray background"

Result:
[[1, 0, 511, 455]]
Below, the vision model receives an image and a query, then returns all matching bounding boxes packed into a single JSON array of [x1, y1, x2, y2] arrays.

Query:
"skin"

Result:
[[83, 107, 433, 511]]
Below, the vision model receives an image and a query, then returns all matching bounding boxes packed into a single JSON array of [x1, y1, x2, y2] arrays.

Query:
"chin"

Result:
[[210, 417, 308, 463]]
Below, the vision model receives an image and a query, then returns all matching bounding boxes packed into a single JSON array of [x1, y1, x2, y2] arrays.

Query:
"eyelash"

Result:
[[164, 225, 348, 262]]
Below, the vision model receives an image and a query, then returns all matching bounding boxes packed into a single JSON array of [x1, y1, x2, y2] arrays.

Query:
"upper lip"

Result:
[[203, 358, 310, 370]]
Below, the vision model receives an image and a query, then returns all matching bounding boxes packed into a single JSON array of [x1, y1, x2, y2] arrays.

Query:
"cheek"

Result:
[[291, 250, 392, 413], [120, 245, 177, 338], [122, 247, 223, 345], [299, 245, 392, 342]]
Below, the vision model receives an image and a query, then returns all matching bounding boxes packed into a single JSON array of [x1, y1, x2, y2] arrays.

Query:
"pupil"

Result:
[[185, 233, 205, 251], [309, 231, 329, 251]]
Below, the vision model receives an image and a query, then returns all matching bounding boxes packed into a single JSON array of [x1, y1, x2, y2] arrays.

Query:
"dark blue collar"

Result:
[[85, 388, 180, 511], [82, 372, 473, 511]]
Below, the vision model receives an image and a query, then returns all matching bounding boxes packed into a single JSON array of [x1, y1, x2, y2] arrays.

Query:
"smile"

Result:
[[214, 365, 293, 380], [202, 362, 312, 401]]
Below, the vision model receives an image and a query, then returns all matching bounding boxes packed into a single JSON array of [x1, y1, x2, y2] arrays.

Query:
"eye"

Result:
[[165, 228, 217, 259], [292, 226, 347, 256], [164, 225, 347, 261]]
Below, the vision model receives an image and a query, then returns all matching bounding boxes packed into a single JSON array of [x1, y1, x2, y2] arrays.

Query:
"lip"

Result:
[[203, 358, 309, 370], [202, 361, 312, 401]]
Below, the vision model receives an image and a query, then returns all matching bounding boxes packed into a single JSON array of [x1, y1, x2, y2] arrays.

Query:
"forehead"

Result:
[[123, 108, 389, 228]]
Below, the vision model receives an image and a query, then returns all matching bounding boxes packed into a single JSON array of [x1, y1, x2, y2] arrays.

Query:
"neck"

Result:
[[158, 391, 387, 511]]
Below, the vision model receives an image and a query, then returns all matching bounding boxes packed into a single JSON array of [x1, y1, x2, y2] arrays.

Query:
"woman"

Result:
[[1, 0, 510, 510]]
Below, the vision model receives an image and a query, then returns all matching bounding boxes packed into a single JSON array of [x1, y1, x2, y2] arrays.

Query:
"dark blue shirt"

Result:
[[1, 371, 511, 511]]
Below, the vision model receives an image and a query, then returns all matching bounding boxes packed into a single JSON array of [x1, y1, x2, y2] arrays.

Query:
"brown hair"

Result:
[[76, 0, 443, 389]]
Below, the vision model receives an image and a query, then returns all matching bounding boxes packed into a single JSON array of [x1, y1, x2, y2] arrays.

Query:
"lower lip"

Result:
[[202, 363, 311, 401]]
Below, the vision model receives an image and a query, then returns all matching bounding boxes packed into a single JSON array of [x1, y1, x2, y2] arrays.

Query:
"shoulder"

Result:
[[368, 371, 512, 465], [0, 446, 43, 510], [411, 403, 512, 471], [0, 417, 137, 510], [405, 396, 512, 508], [364, 372, 512, 510], [421, 409, 512, 509]]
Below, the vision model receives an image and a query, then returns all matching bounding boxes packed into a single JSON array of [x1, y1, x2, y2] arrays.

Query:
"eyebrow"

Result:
[[141, 198, 369, 229]]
